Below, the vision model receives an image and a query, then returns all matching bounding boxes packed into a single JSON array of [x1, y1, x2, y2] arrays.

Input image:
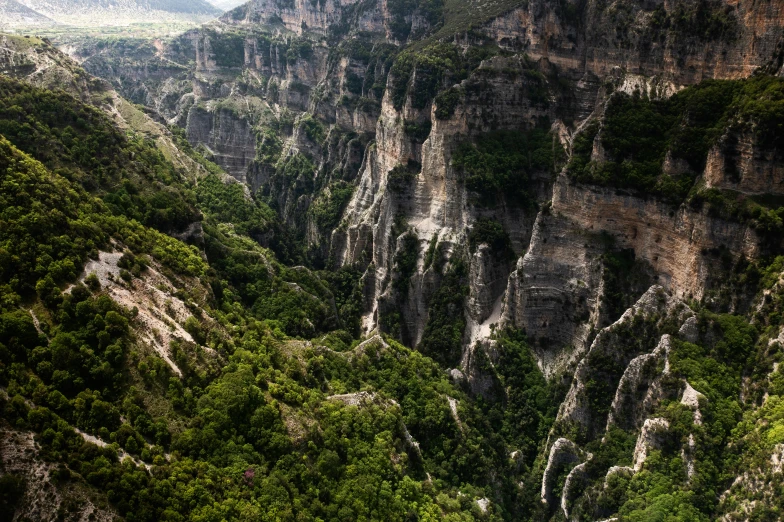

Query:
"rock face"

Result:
[[333, 52, 561, 355], [233, 0, 372, 36], [632, 417, 671, 471], [704, 130, 784, 195], [186, 105, 258, 181], [63, 0, 784, 380], [66, 0, 784, 384], [486, 0, 784, 83], [541, 437, 583, 506], [503, 173, 764, 376]]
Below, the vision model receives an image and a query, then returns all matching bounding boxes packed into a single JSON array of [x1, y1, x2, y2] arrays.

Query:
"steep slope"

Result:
[[0, 85, 532, 522], [135, 3, 784, 519], [112, 0, 784, 372], [0, 38, 556, 521]]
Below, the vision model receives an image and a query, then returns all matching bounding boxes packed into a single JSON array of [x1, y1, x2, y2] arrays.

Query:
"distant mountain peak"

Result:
[[0, 0, 56, 28], [206, 0, 245, 10], [1, 0, 222, 27]]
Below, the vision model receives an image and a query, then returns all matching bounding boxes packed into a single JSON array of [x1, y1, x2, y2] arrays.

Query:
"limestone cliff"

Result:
[[64, 0, 784, 380]]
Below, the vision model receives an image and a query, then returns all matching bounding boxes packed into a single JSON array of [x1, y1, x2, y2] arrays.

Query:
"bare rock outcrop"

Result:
[[486, 0, 784, 85], [561, 460, 589, 518], [501, 210, 602, 377], [79, 250, 219, 377], [632, 417, 671, 471], [0, 426, 117, 522], [681, 381, 705, 426], [605, 335, 673, 433], [186, 105, 257, 182], [504, 172, 762, 378], [704, 130, 784, 196], [541, 437, 584, 507], [553, 286, 693, 441]]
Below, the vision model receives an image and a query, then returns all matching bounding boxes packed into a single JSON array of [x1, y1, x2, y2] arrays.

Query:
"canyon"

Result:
[[73, 0, 784, 373], [2, 0, 784, 519]]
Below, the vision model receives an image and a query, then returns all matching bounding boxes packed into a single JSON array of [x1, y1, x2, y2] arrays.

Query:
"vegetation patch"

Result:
[[418, 258, 468, 366], [308, 181, 355, 232], [284, 37, 313, 64], [490, 329, 563, 462], [569, 76, 784, 206], [388, 0, 444, 40], [390, 42, 499, 111], [665, 0, 738, 42], [387, 160, 421, 193], [689, 188, 784, 238], [197, 174, 277, 238], [434, 86, 462, 119], [601, 243, 654, 325], [423, 234, 439, 271], [403, 119, 432, 143], [206, 30, 246, 68], [0, 76, 199, 234], [392, 232, 420, 295], [454, 128, 562, 208], [299, 114, 326, 144], [468, 218, 515, 261]]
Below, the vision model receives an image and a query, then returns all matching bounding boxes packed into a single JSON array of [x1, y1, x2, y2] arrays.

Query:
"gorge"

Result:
[[1, 0, 784, 520]]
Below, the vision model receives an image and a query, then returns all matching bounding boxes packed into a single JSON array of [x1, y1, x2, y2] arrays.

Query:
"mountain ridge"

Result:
[[0, 0, 55, 28], [0, 0, 222, 27]]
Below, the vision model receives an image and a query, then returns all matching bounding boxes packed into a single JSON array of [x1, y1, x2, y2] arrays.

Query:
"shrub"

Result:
[[387, 161, 421, 193], [468, 218, 514, 260], [393, 232, 419, 295], [207, 31, 245, 68], [418, 258, 468, 366], [453, 128, 560, 208], [403, 120, 432, 143], [309, 181, 355, 231], [434, 86, 461, 119]]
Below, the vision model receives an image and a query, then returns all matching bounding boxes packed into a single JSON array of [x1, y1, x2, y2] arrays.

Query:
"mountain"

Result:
[[1, 0, 222, 27], [21, 0, 221, 15], [3, 0, 784, 520], [205, 0, 245, 10], [0, 0, 55, 28]]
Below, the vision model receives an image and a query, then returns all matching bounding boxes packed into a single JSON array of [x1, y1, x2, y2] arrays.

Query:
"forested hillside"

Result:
[[0, 54, 555, 521]]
